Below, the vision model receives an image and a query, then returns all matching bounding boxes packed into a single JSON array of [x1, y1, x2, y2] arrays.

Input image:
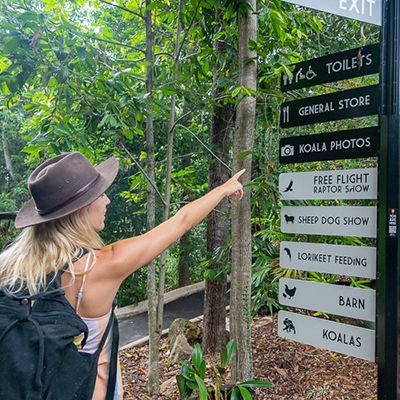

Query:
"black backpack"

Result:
[[0, 271, 119, 400]]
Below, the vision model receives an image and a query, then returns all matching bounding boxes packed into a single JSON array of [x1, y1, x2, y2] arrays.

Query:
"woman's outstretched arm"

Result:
[[104, 170, 245, 281]]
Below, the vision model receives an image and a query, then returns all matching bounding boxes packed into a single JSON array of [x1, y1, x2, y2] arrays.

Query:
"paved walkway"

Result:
[[118, 291, 205, 348]]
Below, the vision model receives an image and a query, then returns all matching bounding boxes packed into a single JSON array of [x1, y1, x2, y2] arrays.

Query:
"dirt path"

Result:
[[121, 314, 377, 399]]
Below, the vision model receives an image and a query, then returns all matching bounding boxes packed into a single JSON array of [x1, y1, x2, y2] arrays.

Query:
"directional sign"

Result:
[[280, 85, 379, 128], [280, 241, 376, 279], [281, 43, 380, 91], [279, 127, 379, 164], [278, 311, 375, 361], [279, 168, 377, 200], [283, 0, 382, 26], [281, 206, 377, 237], [279, 278, 376, 321]]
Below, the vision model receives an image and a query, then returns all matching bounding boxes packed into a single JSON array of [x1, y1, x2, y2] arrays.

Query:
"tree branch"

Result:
[[98, 0, 144, 19], [181, 51, 202, 61], [171, 111, 191, 131], [154, 52, 174, 59], [85, 35, 146, 53], [177, 0, 201, 59], [119, 142, 167, 207], [0, 212, 16, 221], [113, 57, 147, 64], [175, 124, 231, 172]]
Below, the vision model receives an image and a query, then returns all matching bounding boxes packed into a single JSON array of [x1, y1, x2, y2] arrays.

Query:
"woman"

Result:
[[0, 152, 244, 399]]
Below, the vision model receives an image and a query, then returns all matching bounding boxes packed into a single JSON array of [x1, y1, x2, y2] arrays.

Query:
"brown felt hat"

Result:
[[15, 152, 119, 229]]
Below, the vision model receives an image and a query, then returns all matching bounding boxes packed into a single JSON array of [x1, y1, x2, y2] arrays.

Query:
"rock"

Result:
[[168, 318, 202, 348], [168, 333, 193, 363]]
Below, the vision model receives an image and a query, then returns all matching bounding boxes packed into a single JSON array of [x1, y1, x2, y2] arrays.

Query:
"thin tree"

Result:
[[147, 0, 187, 394], [144, 0, 159, 395], [176, 99, 194, 288], [229, 0, 257, 381], [1, 115, 15, 187], [156, 0, 185, 384], [202, 16, 234, 353]]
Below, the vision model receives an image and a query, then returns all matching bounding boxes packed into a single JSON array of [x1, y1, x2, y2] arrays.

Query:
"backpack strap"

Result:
[[105, 299, 119, 400], [72, 250, 119, 398], [0, 298, 46, 391]]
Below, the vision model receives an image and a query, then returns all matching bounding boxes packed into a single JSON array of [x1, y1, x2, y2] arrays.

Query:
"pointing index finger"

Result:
[[234, 169, 246, 179]]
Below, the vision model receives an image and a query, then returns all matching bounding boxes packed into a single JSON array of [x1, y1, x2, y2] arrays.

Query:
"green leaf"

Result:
[[192, 343, 203, 371], [231, 86, 242, 97], [145, 2, 159, 11], [0, 82, 10, 95], [194, 374, 208, 400], [160, 87, 176, 95], [119, 95, 129, 108], [65, 87, 74, 105], [240, 380, 274, 389], [133, 126, 144, 136], [0, 56, 12, 73], [76, 46, 86, 60], [176, 374, 193, 399], [237, 150, 253, 160], [230, 387, 241, 400], [221, 340, 237, 370], [6, 79, 18, 93], [238, 386, 252, 400], [22, 145, 44, 157], [198, 360, 206, 380], [99, 113, 109, 128], [122, 129, 133, 140], [176, 374, 186, 396], [109, 115, 118, 127], [204, 268, 217, 281], [231, 86, 256, 98]]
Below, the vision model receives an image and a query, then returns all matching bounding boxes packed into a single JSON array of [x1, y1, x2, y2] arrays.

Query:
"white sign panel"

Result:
[[279, 168, 377, 200], [278, 311, 375, 361], [279, 278, 376, 321], [283, 0, 382, 26], [281, 206, 377, 238], [280, 241, 376, 279]]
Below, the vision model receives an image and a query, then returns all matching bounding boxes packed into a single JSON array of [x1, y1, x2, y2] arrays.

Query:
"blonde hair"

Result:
[[0, 207, 104, 295]]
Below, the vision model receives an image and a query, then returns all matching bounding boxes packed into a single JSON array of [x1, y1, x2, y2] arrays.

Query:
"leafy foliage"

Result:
[[176, 340, 273, 399], [0, 0, 379, 312]]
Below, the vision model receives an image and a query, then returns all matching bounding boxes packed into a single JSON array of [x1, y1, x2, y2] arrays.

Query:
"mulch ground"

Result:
[[120, 314, 377, 399]]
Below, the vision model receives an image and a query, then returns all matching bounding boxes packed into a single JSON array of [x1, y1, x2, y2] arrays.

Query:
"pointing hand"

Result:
[[223, 169, 245, 201]]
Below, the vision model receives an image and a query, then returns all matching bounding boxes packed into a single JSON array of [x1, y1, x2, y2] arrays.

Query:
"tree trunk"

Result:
[[157, 0, 185, 347], [0, 212, 16, 221], [229, 0, 257, 382], [176, 97, 194, 288], [2, 127, 15, 185], [177, 230, 191, 287], [202, 31, 233, 351], [144, 1, 159, 396]]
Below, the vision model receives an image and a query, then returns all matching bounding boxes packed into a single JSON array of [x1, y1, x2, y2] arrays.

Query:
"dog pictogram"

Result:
[[284, 214, 295, 223]]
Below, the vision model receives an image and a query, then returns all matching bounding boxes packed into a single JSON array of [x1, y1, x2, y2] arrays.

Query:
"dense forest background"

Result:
[[0, 0, 380, 393], [0, 0, 379, 306]]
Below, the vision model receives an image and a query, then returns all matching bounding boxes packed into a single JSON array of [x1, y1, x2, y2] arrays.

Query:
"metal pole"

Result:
[[377, 0, 400, 398]]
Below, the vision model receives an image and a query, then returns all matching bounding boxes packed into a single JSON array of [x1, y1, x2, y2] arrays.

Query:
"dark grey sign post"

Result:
[[377, 0, 400, 398], [280, 0, 398, 398]]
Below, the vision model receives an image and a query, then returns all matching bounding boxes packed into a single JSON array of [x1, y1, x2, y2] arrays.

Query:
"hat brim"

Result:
[[15, 157, 119, 229]]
